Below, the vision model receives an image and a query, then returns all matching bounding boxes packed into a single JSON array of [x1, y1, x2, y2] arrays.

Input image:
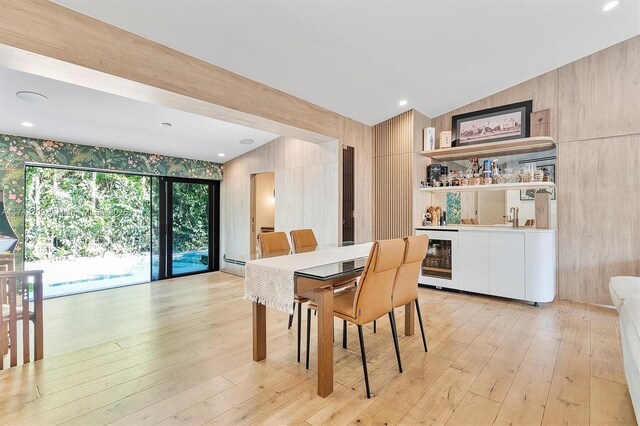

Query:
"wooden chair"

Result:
[[392, 235, 430, 352], [0, 254, 15, 355], [306, 239, 405, 398], [0, 270, 44, 369]]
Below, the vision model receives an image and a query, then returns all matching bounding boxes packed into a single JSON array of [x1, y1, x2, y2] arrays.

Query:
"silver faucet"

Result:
[[507, 207, 520, 228]]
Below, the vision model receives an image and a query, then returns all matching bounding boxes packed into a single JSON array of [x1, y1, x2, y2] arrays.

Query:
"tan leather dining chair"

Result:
[[392, 234, 430, 352], [257, 232, 291, 256], [290, 229, 318, 253], [306, 238, 405, 398], [291, 229, 357, 353]]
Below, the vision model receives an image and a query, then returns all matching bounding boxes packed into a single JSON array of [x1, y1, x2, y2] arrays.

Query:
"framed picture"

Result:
[[520, 163, 556, 201], [452, 100, 532, 146]]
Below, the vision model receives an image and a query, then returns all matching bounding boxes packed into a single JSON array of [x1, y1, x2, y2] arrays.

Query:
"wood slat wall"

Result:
[[372, 111, 414, 239]]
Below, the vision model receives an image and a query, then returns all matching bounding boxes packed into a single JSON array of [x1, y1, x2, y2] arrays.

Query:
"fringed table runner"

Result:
[[244, 243, 372, 314]]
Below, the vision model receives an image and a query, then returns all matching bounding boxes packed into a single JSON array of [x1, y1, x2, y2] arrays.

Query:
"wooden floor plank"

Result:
[[590, 376, 637, 426], [493, 371, 551, 426], [542, 349, 591, 426], [560, 302, 591, 355], [590, 305, 627, 385], [444, 392, 501, 426], [399, 367, 476, 426]]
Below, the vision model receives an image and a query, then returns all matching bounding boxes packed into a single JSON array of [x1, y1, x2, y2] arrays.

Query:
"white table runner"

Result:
[[244, 243, 373, 314]]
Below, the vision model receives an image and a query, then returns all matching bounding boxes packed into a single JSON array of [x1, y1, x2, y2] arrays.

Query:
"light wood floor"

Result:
[[0, 272, 636, 425]]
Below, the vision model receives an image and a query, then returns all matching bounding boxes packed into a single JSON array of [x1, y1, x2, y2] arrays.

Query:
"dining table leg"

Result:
[[404, 302, 415, 336], [315, 287, 334, 397], [253, 302, 266, 361]]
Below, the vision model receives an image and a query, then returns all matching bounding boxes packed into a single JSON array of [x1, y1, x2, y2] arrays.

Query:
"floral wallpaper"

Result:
[[0, 134, 223, 264]]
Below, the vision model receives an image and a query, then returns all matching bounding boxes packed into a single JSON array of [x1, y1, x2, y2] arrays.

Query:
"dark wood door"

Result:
[[342, 145, 355, 243]]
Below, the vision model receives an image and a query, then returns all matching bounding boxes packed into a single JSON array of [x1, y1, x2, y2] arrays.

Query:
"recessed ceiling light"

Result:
[[16, 91, 49, 104], [399, 99, 408, 107], [218, 153, 225, 157], [160, 122, 172, 128], [21, 121, 34, 127], [239, 138, 255, 145], [603, 0, 619, 11]]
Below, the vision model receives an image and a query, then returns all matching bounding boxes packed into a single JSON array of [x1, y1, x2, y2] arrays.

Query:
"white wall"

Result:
[[221, 136, 339, 274]]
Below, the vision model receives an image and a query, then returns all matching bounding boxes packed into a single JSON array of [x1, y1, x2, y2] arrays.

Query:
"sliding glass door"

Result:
[[157, 177, 219, 279], [25, 166, 220, 297], [25, 166, 152, 297]]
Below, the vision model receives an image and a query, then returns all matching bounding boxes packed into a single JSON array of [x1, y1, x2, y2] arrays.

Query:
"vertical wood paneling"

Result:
[[557, 36, 640, 142], [372, 111, 414, 239], [558, 136, 640, 304]]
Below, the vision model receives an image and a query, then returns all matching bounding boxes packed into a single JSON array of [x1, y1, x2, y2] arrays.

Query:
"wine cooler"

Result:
[[415, 229, 459, 289]]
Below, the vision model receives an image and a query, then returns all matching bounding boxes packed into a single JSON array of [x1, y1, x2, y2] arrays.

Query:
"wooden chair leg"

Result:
[[342, 320, 347, 349], [288, 302, 295, 330], [357, 325, 371, 399], [305, 307, 312, 370], [388, 311, 403, 373], [415, 299, 428, 352], [373, 320, 376, 333], [297, 302, 302, 362], [1, 324, 7, 355]]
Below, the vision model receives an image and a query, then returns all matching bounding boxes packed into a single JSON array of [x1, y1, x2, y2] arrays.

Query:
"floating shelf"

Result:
[[421, 136, 555, 161], [419, 181, 556, 193]]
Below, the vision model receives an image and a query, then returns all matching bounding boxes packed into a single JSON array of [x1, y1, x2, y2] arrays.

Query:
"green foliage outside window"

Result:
[[171, 182, 209, 254], [25, 167, 151, 261]]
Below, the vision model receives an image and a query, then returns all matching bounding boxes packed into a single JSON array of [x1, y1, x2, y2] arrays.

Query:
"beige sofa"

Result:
[[610, 276, 640, 423]]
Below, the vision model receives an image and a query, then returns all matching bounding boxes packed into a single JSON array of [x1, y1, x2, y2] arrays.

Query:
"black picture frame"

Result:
[[452, 100, 532, 147], [520, 164, 556, 201]]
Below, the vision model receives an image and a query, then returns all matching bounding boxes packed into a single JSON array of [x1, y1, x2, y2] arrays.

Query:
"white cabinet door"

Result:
[[490, 233, 525, 299], [458, 232, 490, 294]]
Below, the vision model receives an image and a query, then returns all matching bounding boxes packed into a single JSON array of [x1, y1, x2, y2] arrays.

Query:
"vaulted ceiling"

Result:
[[55, 0, 640, 125]]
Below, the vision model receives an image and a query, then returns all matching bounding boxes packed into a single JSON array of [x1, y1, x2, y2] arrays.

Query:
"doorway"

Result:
[[342, 145, 355, 243], [250, 172, 275, 254], [459, 191, 506, 225], [157, 177, 220, 279]]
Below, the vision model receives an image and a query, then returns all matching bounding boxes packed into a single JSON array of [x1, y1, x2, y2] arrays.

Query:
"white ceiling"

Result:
[[0, 67, 279, 162], [54, 0, 640, 125]]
